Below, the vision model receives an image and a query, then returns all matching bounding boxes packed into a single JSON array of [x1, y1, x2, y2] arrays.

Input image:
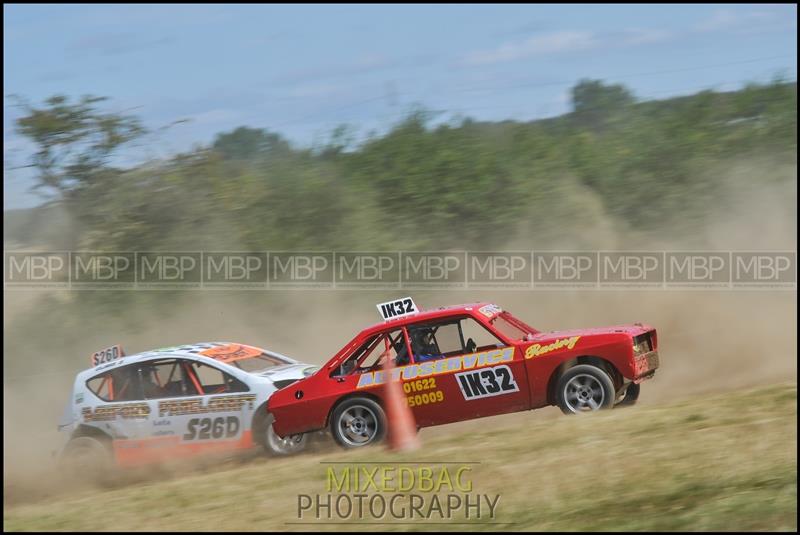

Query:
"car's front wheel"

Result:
[[556, 364, 616, 415], [262, 414, 307, 456], [330, 396, 386, 449]]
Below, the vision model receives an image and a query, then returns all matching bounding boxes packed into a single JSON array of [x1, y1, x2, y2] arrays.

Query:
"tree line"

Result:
[[8, 78, 797, 252]]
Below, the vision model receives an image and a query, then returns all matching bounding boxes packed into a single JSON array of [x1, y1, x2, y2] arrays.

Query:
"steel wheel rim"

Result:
[[564, 373, 605, 413], [338, 405, 378, 446]]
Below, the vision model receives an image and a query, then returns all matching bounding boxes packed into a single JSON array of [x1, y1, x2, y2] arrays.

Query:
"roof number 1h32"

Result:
[[377, 297, 418, 321]]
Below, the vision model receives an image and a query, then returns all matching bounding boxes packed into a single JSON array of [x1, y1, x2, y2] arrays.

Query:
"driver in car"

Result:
[[411, 330, 443, 362]]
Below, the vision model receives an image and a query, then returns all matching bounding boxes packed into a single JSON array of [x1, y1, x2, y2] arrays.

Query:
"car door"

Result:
[[111, 357, 199, 465], [138, 357, 256, 458], [181, 359, 255, 451], [403, 316, 531, 427]]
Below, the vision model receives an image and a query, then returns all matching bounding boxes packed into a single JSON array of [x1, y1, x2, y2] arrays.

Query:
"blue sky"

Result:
[[3, 4, 797, 209]]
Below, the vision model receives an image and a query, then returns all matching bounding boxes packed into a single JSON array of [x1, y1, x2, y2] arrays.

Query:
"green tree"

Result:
[[13, 94, 145, 200], [570, 79, 636, 130], [212, 126, 290, 161]]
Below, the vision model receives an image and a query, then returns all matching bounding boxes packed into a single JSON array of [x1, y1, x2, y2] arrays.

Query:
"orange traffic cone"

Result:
[[382, 345, 420, 452]]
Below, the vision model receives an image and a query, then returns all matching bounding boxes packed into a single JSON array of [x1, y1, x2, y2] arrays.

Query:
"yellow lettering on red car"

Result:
[[356, 347, 514, 389], [525, 336, 581, 359]]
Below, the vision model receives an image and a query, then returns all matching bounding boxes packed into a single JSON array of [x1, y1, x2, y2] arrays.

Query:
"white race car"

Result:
[[58, 342, 317, 475]]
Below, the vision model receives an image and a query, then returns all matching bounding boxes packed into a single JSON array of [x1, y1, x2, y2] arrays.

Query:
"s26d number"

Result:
[[183, 416, 240, 440]]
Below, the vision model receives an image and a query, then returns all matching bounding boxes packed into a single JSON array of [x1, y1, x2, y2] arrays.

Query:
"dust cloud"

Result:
[[3, 158, 796, 503]]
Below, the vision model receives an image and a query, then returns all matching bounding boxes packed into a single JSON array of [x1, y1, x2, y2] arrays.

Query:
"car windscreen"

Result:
[[491, 312, 535, 341]]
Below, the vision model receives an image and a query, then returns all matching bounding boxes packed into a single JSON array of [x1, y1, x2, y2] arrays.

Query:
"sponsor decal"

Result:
[[524, 336, 580, 359], [402, 377, 445, 407], [478, 304, 503, 318], [456, 365, 519, 400], [199, 344, 262, 361], [95, 359, 123, 372], [158, 393, 257, 417], [82, 402, 150, 422], [357, 347, 514, 389]]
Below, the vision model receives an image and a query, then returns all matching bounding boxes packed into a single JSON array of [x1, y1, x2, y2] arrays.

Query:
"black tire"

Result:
[[261, 413, 308, 456], [616, 382, 641, 407], [59, 436, 114, 484], [556, 364, 616, 415], [330, 396, 386, 449]]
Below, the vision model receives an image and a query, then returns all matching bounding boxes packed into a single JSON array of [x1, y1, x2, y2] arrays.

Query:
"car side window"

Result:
[[189, 361, 249, 394], [139, 359, 200, 399], [357, 330, 406, 371], [86, 364, 143, 402], [332, 330, 408, 376], [408, 322, 450, 362], [460, 317, 505, 352], [407, 317, 504, 362]]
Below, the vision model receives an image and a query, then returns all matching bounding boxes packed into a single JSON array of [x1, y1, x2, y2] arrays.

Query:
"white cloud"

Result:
[[460, 27, 676, 67], [462, 31, 597, 66], [619, 28, 673, 46], [695, 8, 791, 33]]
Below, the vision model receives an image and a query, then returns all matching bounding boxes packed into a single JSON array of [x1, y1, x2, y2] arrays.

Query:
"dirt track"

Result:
[[4, 383, 796, 531], [3, 288, 797, 510]]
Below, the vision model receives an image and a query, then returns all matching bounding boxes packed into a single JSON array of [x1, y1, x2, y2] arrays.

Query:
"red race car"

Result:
[[268, 298, 659, 449]]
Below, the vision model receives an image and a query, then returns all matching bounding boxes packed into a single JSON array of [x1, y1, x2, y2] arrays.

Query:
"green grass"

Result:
[[4, 383, 796, 531]]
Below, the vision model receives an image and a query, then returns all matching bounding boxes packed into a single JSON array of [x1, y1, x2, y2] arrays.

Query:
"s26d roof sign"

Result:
[[377, 297, 419, 321], [90, 344, 125, 367]]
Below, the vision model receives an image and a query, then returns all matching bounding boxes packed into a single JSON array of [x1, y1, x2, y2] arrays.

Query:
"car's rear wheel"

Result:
[[60, 436, 113, 484], [261, 414, 307, 456], [556, 364, 616, 415], [330, 397, 386, 449], [616, 382, 641, 407]]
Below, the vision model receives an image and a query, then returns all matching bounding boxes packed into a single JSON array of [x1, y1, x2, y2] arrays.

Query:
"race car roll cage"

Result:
[[334, 315, 503, 377], [89, 358, 237, 402]]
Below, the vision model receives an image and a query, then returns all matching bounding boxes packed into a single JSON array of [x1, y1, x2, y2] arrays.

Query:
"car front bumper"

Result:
[[633, 350, 659, 382]]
